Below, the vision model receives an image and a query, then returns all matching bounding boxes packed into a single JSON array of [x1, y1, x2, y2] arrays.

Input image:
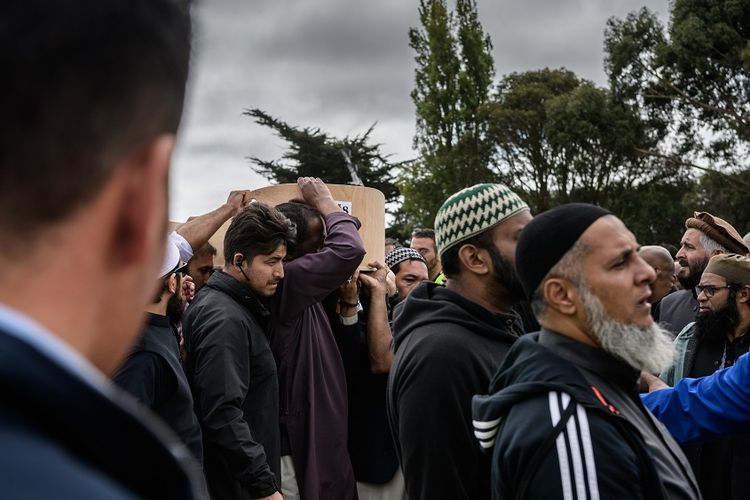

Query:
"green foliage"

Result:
[[609, 179, 697, 245], [605, 0, 750, 241], [402, 0, 497, 229], [605, 2, 750, 168], [686, 169, 750, 235], [489, 68, 675, 216], [245, 108, 400, 205]]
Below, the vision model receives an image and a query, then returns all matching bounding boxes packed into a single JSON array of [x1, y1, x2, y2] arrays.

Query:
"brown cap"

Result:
[[705, 253, 750, 285], [685, 211, 749, 255]]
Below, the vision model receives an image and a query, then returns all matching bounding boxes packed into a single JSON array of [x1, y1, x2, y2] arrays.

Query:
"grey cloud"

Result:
[[171, 0, 668, 221]]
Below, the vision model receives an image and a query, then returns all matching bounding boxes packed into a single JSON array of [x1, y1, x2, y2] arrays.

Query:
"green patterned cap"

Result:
[[435, 183, 528, 256]]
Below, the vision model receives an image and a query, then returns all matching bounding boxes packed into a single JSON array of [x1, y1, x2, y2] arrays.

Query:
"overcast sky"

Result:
[[170, 0, 668, 221]]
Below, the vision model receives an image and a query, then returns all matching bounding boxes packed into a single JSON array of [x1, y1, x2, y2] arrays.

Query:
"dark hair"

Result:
[[0, 0, 191, 247], [440, 230, 494, 278], [276, 202, 321, 257], [411, 229, 436, 242], [192, 242, 217, 260], [224, 203, 296, 264], [660, 243, 678, 260]]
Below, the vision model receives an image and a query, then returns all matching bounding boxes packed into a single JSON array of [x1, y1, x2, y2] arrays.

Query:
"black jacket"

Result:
[[184, 271, 280, 499], [386, 282, 522, 500], [472, 331, 701, 500], [333, 308, 400, 485], [114, 313, 203, 463]]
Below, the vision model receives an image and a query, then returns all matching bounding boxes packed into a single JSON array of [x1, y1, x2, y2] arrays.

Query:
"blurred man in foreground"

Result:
[[0, 1, 203, 498]]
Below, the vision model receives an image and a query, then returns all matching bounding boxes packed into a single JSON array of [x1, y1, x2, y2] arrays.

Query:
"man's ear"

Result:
[[167, 273, 178, 294], [543, 278, 578, 316], [107, 134, 174, 271], [737, 285, 750, 304], [457, 244, 490, 276]]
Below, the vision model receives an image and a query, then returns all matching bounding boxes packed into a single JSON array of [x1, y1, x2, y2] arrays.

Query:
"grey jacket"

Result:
[[660, 322, 698, 386], [658, 289, 698, 336]]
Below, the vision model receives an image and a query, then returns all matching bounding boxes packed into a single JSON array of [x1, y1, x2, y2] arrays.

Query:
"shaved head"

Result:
[[639, 246, 674, 270], [639, 245, 676, 304]]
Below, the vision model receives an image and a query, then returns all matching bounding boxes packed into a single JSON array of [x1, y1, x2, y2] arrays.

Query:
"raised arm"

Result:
[[358, 261, 393, 374], [277, 179, 366, 317], [175, 190, 252, 252]]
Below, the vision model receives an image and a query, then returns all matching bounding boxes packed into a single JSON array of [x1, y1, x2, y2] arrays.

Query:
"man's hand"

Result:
[[225, 190, 254, 216], [297, 177, 340, 216], [339, 270, 360, 304], [256, 492, 283, 500], [358, 261, 388, 295], [385, 269, 397, 297], [181, 274, 195, 303], [639, 370, 669, 392]]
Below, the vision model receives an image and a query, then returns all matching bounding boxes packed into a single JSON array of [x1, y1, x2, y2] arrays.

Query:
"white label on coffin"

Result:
[[335, 201, 353, 215]]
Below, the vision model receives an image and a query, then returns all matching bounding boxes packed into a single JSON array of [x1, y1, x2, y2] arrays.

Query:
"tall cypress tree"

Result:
[[400, 0, 496, 229]]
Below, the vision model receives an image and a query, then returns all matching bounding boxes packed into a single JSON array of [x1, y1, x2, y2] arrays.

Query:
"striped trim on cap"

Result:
[[386, 247, 426, 269], [435, 183, 528, 256]]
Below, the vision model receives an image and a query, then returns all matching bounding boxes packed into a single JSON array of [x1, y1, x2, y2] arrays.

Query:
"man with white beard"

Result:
[[472, 203, 701, 500]]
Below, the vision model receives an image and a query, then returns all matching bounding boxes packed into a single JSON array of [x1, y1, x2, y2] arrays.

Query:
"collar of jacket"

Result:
[[538, 329, 641, 392], [204, 270, 270, 318]]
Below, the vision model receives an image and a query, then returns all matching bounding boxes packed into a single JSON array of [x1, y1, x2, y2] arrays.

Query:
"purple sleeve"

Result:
[[642, 351, 750, 443], [277, 212, 366, 318]]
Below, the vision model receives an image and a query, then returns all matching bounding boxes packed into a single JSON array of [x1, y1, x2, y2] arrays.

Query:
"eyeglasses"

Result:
[[696, 284, 733, 298]]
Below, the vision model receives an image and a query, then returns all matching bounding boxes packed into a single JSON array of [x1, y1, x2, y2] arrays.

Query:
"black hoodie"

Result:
[[472, 330, 701, 500], [386, 282, 523, 500]]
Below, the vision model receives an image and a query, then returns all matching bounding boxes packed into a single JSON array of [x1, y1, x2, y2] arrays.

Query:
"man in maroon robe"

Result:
[[271, 177, 366, 500]]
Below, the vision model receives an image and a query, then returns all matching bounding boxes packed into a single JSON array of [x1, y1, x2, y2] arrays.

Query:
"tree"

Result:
[[401, 0, 496, 229], [489, 68, 677, 214], [605, 2, 750, 177], [245, 108, 400, 205], [686, 169, 750, 236]]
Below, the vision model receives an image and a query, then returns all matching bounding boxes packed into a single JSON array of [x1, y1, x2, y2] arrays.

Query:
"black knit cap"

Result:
[[516, 203, 612, 297]]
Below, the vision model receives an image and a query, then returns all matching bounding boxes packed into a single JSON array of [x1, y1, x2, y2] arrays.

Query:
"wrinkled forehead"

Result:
[[580, 215, 637, 258], [398, 258, 429, 276], [680, 228, 704, 246], [699, 271, 727, 286], [411, 237, 436, 250]]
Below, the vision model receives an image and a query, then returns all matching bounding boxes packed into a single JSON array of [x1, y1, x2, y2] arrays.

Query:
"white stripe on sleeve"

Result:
[[576, 404, 600, 500], [549, 391, 574, 500]]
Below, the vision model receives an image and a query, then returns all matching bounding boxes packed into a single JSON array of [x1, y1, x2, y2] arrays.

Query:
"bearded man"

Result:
[[473, 203, 700, 499], [387, 183, 532, 500], [114, 240, 203, 464], [659, 212, 747, 335], [659, 253, 750, 499]]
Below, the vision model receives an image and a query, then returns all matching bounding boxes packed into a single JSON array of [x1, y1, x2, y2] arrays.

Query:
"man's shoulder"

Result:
[[0, 423, 136, 499], [0, 362, 197, 500], [187, 286, 259, 327], [660, 289, 694, 309], [396, 320, 503, 360]]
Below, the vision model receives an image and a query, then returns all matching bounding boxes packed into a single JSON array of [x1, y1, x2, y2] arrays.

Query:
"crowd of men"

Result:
[[5, 2, 750, 500]]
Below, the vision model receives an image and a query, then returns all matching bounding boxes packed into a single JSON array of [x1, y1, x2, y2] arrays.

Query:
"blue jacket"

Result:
[[642, 352, 750, 443], [0, 329, 205, 499]]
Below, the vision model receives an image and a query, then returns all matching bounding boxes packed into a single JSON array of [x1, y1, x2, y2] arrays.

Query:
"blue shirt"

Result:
[[642, 351, 750, 443], [0, 303, 111, 395]]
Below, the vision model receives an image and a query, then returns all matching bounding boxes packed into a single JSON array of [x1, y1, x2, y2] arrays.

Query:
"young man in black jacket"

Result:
[[184, 203, 295, 500], [473, 203, 700, 499], [387, 183, 532, 500]]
